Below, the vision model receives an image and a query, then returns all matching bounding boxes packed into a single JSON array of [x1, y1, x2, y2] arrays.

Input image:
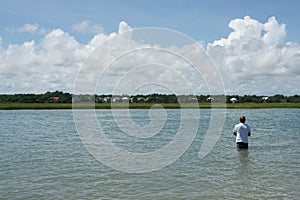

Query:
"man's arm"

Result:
[[248, 125, 251, 136], [233, 126, 237, 136]]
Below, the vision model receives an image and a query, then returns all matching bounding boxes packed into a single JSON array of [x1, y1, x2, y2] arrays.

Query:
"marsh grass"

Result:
[[0, 103, 299, 110]]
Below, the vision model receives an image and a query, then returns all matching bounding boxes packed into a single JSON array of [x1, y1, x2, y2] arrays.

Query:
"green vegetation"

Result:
[[0, 103, 72, 110], [0, 91, 72, 103], [1, 91, 300, 104], [0, 91, 299, 109], [0, 103, 299, 110], [225, 103, 300, 109]]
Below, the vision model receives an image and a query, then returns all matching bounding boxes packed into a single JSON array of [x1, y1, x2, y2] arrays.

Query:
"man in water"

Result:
[[233, 116, 251, 149]]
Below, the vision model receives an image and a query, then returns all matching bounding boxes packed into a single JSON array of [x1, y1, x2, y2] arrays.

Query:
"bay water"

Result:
[[0, 109, 299, 199]]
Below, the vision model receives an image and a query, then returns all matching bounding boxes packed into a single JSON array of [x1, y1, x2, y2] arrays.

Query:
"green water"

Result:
[[0, 109, 299, 199]]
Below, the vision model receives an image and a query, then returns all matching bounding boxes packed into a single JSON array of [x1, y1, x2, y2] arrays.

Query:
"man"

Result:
[[233, 116, 251, 149]]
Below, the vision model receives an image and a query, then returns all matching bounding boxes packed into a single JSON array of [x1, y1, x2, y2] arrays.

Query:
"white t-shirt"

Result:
[[233, 123, 251, 143]]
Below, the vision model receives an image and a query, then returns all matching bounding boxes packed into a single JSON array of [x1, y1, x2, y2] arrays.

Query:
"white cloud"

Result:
[[18, 23, 39, 34], [263, 16, 286, 45], [7, 23, 47, 35], [0, 29, 88, 93], [212, 16, 263, 47], [72, 20, 103, 34], [0, 18, 299, 95], [118, 21, 132, 34], [208, 16, 299, 95]]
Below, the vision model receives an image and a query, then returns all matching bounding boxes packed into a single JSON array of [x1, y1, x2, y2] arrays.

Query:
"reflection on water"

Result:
[[235, 149, 250, 177], [236, 149, 249, 164]]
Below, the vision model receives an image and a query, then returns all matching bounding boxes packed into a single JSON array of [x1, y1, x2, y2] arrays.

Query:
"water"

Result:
[[0, 109, 299, 199]]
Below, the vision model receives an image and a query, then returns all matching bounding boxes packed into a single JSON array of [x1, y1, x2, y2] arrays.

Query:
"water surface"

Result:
[[0, 109, 299, 199]]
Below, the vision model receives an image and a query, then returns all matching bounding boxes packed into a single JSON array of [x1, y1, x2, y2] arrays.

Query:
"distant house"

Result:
[[53, 96, 60, 101], [96, 97, 103, 103], [121, 96, 129, 102], [189, 97, 198, 103], [49, 96, 60, 103], [262, 96, 269, 103], [112, 97, 121, 103], [207, 97, 213, 102], [103, 97, 111, 103], [72, 97, 81, 103], [230, 98, 238, 103]]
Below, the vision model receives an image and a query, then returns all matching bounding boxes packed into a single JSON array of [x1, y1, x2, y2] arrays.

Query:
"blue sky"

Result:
[[0, 0, 299, 95], [1, 0, 299, 45]]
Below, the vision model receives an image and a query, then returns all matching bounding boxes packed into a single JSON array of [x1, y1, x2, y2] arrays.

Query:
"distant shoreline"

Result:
[[0, 103, 300, 110]]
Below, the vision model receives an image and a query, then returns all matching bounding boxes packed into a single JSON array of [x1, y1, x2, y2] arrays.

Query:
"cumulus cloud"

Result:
[[263, 16, 286, 45], [0, 29, 88, 93], [0, 18, 299, 95], [118, 21, 132, 33], [72, 20, 103, 34], [0, 21, 134, 93], [208, 16, 299, 95]]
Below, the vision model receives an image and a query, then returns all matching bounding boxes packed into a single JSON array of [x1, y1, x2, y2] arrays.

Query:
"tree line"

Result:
[[0, 91, 72, 103], [0, 91, 300, 103]]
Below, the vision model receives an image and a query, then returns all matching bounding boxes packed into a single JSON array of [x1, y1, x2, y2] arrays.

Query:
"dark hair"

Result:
[[240, 116, 246, 123]]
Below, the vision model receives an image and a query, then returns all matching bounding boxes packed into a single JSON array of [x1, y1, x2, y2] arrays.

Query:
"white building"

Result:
[[230, 98, 238, 103]]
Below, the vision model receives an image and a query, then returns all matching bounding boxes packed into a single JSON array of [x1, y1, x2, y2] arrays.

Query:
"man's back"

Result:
[[233, 123, 251, 143]]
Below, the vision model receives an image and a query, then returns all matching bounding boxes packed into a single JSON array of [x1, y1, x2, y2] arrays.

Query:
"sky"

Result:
[[0, 0, 299, 95]]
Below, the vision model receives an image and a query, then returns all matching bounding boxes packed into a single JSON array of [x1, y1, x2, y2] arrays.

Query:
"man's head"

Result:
[[240, 116, 246, 123]]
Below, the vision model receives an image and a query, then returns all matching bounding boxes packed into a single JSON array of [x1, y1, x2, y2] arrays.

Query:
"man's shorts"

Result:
[[237, 142, 248, 149]]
